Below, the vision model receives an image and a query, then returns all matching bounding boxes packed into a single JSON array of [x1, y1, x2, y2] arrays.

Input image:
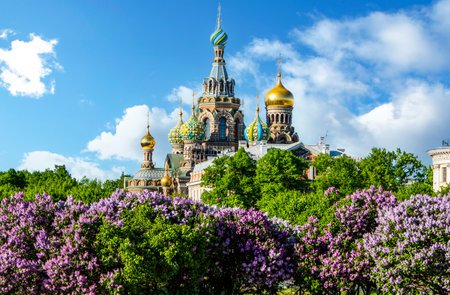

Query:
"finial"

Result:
[[147, 111, 150, 130], [192, 90, 195, 114], [256, 93, 260, 114], [277, 53, 282, 79], [179, 97, 183, 118], [217, 3, 222, 28]]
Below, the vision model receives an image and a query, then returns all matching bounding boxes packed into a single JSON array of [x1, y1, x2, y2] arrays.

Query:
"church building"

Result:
[[124, 7, 350, 198]]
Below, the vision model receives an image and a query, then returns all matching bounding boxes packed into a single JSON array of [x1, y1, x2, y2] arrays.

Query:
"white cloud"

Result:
[[167, 85, 203, 105], [0, 33, 61, 98], [86, 104, 188, 167], [295, 6, 448, 73], [0, 29, 14, 39], [18, 151, 123, 181]]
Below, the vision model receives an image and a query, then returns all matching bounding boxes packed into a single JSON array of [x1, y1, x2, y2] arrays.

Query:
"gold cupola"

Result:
[[265, 56, 294, 108], [141, 112, 156, 149], [160, 169, 173, 187]]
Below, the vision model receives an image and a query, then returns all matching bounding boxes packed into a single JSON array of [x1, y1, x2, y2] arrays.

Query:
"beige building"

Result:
[[427, 145, 450, 192]]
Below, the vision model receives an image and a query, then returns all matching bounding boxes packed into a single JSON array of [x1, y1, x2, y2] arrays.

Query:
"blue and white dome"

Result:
[[210, 27, 228, 46]]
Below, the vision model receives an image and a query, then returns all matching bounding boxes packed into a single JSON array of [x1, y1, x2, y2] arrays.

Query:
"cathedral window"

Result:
[[204, 118, 211, 140], [276, 114, 279, 123], [219, 118, 226, 140]]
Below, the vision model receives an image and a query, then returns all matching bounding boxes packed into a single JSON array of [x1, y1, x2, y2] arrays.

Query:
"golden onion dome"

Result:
[[265, 73, 294, 107], [160, 171, 173, 187], [141, 125, 156, 149]]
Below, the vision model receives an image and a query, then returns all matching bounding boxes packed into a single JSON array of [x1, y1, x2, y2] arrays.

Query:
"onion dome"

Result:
[[210, 4, 228, 46], [180, 92, 205, 141], [245, 94, 270, 142], [210, 27, 228, 46], [265, 57, 294, 107], [141, 117, 156, 149], [168, 98, 184, 145], [160, 170, 173, 187]]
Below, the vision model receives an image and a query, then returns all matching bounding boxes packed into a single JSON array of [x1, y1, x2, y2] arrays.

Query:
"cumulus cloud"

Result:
[[18, 151, 123, 181], [86, 104, 188, 167], [0, 33, 61, 97], [227, 0, 450, 162], [167, 85, 204, 105]]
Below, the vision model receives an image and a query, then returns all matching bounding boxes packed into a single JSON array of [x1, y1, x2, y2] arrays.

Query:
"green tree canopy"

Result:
[[201, 148, 258, 209]]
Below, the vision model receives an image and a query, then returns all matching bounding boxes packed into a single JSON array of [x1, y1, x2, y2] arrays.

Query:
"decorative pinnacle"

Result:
[[179, 97, 183, 118], [277, 53, 282, 79], [147, 111, 150, 130], [256, 93, 260, 114], [192, 90, 195, 114], [217, 3, 222, 28]]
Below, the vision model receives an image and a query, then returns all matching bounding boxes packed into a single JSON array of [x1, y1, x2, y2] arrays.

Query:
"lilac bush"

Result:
[[0, 192, 122, 294], [204, 207, 295, 294], [364, 194, 450, 294], [293, 186, 397, 294]]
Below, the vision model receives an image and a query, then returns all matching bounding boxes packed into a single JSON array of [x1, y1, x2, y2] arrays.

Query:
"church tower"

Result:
[[265, 57, 299, 143], [196, 5, 244, 154]]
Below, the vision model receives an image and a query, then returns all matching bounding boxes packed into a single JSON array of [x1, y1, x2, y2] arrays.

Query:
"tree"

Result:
[[360, 148, 427, 192], [311, 154, 362, 197], [256, 148, 309, 196], [201, 148, 258, 209]]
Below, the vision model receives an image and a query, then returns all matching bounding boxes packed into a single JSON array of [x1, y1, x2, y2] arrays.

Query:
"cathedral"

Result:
[[124, 8, 345, 198]]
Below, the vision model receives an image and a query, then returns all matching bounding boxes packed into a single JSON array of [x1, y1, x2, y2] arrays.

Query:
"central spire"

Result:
[[204, 5, 234, 98]]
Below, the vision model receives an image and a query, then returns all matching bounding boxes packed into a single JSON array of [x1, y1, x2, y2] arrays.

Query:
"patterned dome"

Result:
[[210, 27, 228, 46], [168, 102, 184, 145], [180, 103, 205, 142], [245, 97, 270, 142]]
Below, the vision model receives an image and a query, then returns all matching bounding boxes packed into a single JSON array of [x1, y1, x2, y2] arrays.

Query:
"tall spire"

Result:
[[217, 3, 222, 29], [147, 111, 150, 130], [179, 97, 183, 119]]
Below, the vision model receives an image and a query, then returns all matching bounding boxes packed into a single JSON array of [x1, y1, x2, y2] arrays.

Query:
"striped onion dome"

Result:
[[210, 27, 228, 46], [245, 97, 270, 142]]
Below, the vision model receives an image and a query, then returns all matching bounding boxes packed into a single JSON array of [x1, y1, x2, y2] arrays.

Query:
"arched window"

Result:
[[208, 80, 212, 93], [220, 81, 224, 92], [204, 118, 210, 140], [276, 114, 279, 123], [281, 114, 285, 123], [219, 118, 227, 141]]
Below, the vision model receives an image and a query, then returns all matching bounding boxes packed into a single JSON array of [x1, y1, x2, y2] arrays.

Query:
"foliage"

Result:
[[360, 148, 427, 192], [201, 147, 259, 209], [363, 194, 450, 294], [311, 154, 362, 197], [0, 166, 125, 203], [256, 148, 309, 196]]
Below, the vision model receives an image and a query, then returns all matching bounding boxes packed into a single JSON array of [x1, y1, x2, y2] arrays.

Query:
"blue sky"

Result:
[[0, 0, 448, 180]]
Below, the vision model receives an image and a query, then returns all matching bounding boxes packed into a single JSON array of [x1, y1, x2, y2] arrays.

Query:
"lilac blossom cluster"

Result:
[[364, 194, 450, 294]]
